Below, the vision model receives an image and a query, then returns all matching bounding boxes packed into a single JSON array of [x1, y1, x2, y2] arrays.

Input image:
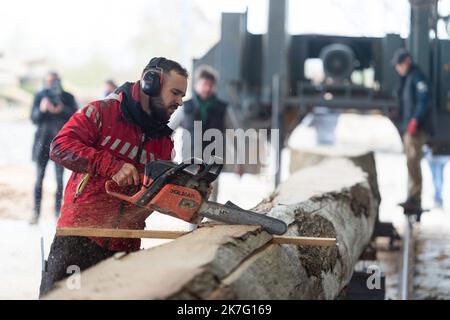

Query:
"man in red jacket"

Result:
[[39, 57, 188, 297]]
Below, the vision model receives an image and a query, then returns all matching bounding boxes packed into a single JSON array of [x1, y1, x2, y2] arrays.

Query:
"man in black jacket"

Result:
[[30, 72, 77, 224], [392, 48, 432, 210]]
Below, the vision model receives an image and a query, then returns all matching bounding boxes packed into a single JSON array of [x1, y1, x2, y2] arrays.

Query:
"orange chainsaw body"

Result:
[[105, 160, 218, 223], [148, 184, 203, 222]]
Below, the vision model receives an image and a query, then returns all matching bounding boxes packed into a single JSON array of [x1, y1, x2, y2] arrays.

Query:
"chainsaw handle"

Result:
[[105, 180, 136, 202]]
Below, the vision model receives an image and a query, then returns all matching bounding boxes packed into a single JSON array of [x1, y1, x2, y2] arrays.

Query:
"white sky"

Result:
[[0, 0, 146, 68], [1, 0, 449, 78]]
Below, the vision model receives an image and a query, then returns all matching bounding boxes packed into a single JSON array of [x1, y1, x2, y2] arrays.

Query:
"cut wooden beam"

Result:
[[44, 225, 271, 300], [288, 146, 380, 203]]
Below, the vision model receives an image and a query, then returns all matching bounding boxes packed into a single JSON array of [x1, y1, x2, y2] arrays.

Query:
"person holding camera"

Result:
[[30, 71, 77, 224]]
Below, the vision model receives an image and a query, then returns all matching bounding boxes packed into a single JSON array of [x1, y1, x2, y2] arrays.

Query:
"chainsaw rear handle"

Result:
[[105, 176, 151, 204], [105, 180, 137, 203]]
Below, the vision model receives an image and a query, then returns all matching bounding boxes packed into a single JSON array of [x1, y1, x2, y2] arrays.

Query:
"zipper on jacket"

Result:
[[73, 174, 90, 203], [135, 132, 146, 166]]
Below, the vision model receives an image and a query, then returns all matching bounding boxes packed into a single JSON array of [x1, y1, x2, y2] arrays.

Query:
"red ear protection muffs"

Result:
[[141, 57, 164, 97]]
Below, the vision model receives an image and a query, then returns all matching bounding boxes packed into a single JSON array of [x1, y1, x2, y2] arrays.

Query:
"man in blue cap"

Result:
[[392, 48, 432, 210]]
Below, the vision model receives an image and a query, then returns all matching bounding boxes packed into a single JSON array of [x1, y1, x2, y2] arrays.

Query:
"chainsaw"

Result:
[[105, 158, 287, 235]]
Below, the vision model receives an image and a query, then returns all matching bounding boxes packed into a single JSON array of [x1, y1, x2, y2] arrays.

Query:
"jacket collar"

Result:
[[115, 81, 173, 139]]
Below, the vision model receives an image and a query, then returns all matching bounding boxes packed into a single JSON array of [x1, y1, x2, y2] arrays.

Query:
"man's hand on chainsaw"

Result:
[[112, 163, 140, 186]]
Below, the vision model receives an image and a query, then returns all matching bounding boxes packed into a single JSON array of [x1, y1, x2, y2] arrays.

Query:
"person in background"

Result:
[[170, 65, 228, 201], [104, 79, 117, 97], [30, 71, 77, 224], [424, 145, 449, 208], [392, 48, 432, 210]]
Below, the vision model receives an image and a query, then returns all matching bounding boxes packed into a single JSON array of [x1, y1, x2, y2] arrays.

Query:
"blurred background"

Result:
[[0, 0, 416, 111]]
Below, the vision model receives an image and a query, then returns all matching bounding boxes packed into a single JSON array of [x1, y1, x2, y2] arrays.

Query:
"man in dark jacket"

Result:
[[30, 72, 77, 224], [179, 65, 227, 201], [392, 48, 432, 210], [39, 57, 188, 297]]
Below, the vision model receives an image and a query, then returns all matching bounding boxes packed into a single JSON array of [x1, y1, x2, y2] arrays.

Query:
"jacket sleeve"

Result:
[[31, 92, 46, 125], [413, 74, 430, 127], [49, 102, 125, 177]]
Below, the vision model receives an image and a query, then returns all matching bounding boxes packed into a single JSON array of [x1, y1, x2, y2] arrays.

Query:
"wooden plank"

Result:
[[56, 227, 188, 240], [56, 227, 337, 247]]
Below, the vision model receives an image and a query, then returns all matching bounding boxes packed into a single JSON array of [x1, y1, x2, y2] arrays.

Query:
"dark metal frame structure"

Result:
[[193, 0, 450, 182]]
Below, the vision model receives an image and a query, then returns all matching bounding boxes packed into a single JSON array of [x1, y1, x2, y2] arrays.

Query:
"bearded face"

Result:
[[152, 70, 187, 122], [149, 95, 172, 123]]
